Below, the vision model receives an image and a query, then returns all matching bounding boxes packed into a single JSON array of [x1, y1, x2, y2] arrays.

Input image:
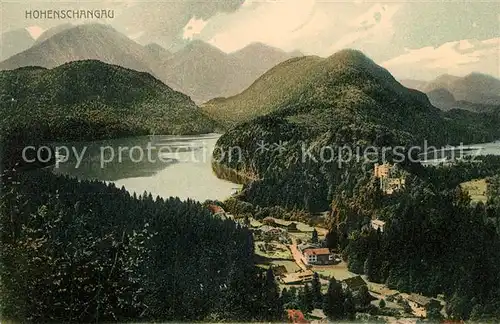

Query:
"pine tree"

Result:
[[262, 267, 283, 321], [311, 272, 322, 308], [363, 251, 377, 282], [343, 290, 356, 320], [311, 228, 319, 244], [243, 214, 250, 226], [356, 285, 371, 308], [323, 278, 345, 320], [299, 283, 314, 314], [281, 288, 291, 305], [325, 229, 339, 251]]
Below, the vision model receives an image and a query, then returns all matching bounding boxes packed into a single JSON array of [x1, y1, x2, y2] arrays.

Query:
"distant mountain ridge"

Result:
[[160, 40, 302, 103], [400, 73, 500, 111], [33, 23, 74, 45], [0, 23, 302, 103]]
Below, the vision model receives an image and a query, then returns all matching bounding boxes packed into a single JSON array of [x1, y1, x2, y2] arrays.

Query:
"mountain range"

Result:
[[0, 23, 301, 103], [400, 73, 500, 111]]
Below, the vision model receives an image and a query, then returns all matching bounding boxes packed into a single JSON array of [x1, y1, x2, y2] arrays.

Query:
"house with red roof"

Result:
[[298, 245, 335, 265], [287, 309, 309, 323], [207, 204, 226, 217]]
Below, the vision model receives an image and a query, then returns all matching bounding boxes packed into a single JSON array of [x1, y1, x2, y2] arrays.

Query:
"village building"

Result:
[[207, 204, 226, 218], [281, 270, 315, 285], [258, 225, 284, 235], [262, 217, 299, 232], [371, 219, 386, 232], [341, 275, 367, 292], [374, 163, 392, 178], [296, 243, 335, 265], [404, 293, 442, 315], [263, 217, 277, 226], [374, 163, 406, 195], [287, 309, 308, 323], [309, 309, 326, 321], [302, 248, 335, 266], [405, 293, 431, 309]]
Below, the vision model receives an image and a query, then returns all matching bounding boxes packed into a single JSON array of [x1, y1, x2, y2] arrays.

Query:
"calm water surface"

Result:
[[52, 134, 240, 202]]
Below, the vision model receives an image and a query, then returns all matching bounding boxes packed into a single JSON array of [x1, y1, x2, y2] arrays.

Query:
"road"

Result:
[[289, 237, 308, 271]]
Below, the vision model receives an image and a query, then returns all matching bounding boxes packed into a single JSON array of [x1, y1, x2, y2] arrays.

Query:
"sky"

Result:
[[1, 0, 499, 80]]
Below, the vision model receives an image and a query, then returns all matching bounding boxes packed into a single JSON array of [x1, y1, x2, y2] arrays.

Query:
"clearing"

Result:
[[460, 178, 487, 203]]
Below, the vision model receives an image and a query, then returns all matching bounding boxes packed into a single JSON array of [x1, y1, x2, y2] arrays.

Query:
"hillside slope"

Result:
[[0, 25, 301, 103], [33, 23, 74, 45], [425, 88, 457, 110], [0, 60, 216, 141]]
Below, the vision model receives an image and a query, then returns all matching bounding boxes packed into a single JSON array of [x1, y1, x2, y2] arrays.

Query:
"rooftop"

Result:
[[207, 204, 225, 214], [298, 243, 322, 252], [341, 275, 367, 289], [259, 225, 284, 233], [287, 309, 308, 323], [406, 293, 432, 306], [304, 248, 331, 256], [281, 270, 314, 284]]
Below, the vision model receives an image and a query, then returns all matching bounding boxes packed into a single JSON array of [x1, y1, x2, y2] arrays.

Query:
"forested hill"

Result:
[[212, 50, 500, 211], [0, 169, 283, 322], [204, 50, 434, 131], [205, 49, 499, 145], [0, 60, 217, 142]]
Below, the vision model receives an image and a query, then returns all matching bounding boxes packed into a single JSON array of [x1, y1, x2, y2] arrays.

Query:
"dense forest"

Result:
[[334, 170, 500, 321], [0, 60, 217, 143], [0, 168, 284, 322], [216, 129, 500, 322]]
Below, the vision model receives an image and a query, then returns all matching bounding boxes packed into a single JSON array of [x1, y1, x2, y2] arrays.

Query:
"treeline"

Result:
[[487, 175, 500, 203], [0, 169, 283, 322], [418, 155, 500, 190]]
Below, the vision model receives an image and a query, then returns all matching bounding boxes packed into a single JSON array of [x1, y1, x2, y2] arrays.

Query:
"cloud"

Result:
[[183, 17, 208, 40], [382, 37, 500, 80], [325, 3, 401, 56], [198, 0, 319, 53], [194, 0, 400, 55], [1, 0, 245, 49], [26, 26, 45, 39]]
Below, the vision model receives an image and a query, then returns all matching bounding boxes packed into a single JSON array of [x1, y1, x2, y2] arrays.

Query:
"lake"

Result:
[[419, 140, 500, 165], [52, 134, 241, 202], [50, 136, 500, 199]]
